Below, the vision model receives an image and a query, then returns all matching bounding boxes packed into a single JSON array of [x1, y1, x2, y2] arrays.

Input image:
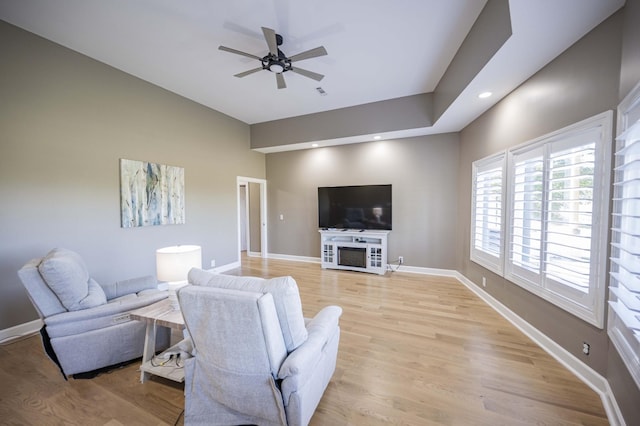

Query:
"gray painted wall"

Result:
[[251, 94, 433, 150], [0, 21, 265, 329], [458, 9, 640, 424], [266, 134, 459, 269], [619, 0, 640, 99]]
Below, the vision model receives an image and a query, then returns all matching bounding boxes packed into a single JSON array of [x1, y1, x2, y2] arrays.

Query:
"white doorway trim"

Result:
[[239, 185, 248, 252], [236, 176, 267, 261]]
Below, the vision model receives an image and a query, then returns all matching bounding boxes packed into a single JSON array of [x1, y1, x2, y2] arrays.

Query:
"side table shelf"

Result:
[[140, 359, 185, 382], [130, 298, 186, 383]]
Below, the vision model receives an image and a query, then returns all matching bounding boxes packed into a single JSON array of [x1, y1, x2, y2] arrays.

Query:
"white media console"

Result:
[[319, 229, 389, 275]]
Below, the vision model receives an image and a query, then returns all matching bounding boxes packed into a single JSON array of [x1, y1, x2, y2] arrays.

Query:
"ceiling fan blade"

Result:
[[234, 67, 263, 78], [219, 45, 262, 61], [290, 67, 324, 82], [262, 27, 279, 56], [288, 46, 328, 62], [276, 73, 286, 89]]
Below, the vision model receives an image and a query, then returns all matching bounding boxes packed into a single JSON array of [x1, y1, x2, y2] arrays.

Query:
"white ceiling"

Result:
[[0, 0, 625, 143]]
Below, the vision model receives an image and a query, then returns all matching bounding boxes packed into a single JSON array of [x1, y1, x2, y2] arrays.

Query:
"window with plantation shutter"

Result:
[[608, 82, 640, 389], [471, 153, 505, 274], [505, 111, 612, 327]]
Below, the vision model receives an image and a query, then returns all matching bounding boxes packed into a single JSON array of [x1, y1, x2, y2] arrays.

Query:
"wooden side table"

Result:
[[130, 298, 186, 383]]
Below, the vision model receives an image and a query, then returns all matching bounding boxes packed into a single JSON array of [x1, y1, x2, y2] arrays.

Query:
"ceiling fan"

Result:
[[219, 27, 328, 89]]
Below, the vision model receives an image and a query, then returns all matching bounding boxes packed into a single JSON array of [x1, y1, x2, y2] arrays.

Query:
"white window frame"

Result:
[[608, 81, 640, 389], [470, 152, 506, 275], [504, 111, 613, 328]]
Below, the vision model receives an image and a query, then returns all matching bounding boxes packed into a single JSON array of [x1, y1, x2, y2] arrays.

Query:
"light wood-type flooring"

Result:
[[0, 255, 609, 425]]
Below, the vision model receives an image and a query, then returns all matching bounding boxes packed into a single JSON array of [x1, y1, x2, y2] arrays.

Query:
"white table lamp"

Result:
[[156, 245, 202, 310]]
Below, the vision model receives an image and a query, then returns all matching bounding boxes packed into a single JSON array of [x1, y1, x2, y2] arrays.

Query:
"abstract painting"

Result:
[[120, 159, 185, 227]]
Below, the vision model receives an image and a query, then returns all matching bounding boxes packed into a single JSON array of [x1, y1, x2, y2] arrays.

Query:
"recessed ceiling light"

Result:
[[311, 143, 319, 148], [478, 91, 492, 99], [373, 135, 381, 140]]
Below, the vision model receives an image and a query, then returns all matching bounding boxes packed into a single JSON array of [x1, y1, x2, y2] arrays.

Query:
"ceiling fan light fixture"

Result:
[[269, 63, 285, 73]]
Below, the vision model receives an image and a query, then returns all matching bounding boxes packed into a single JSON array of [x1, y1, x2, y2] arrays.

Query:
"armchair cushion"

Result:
[[37, 248, 106, 311], [101, 275, 158, 300], [188, 269, 308, 352], [44, 289, 169, 338], [278, 305, 342, 379]]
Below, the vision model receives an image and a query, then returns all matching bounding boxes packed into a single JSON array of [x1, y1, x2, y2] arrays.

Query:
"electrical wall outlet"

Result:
[[210, 259, 216, 268], [582, 342, 590, 355], [398, 256, 404, 264], [482, 277, 487, 287]]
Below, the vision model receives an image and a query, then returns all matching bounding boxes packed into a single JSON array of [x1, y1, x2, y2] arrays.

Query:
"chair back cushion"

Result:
[[36, 248, 107, 311], [188, 268, 308, 352], [179, 285, 287, 375], [18, 258, 67, 317]]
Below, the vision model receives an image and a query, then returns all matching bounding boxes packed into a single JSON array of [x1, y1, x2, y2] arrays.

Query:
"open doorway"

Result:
[[237, 177, 267, 262]]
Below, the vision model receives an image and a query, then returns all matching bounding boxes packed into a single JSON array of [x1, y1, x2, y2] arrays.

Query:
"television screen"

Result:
[[318, 184, 392, 230]]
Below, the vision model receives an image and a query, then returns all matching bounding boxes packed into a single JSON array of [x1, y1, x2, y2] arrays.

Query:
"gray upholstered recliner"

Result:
[[17, 248, 170, 377], [179, 268, 342, 426]]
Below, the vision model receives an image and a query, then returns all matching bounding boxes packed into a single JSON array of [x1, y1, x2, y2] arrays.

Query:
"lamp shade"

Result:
[[156, 245, 202, 282]]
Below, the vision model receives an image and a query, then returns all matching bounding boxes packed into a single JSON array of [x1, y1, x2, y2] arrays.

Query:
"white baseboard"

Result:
[[453, 272, 625, 426], [267, 253, 321, 264], [388, 264, 458, 277], [206, 260, 241, 274], [0, 319, 42, 344]]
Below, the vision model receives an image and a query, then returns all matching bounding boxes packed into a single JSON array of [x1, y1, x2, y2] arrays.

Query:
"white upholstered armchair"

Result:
[[179, 269, 342, 426], [17, 248, 170, 377]]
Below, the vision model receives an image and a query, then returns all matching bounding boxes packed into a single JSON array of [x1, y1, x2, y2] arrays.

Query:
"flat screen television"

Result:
[[318, 184, 392, 230]]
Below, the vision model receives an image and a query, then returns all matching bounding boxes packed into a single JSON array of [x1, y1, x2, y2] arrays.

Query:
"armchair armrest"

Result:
[[100, 275, 157, 300], [278, 305, 342, 380], [44, 290, 167, 338]]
